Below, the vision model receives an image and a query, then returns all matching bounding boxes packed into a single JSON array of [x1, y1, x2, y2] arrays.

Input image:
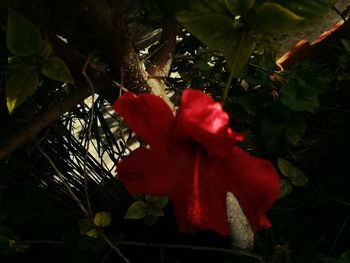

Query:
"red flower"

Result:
[[114, 89, 280, 235]]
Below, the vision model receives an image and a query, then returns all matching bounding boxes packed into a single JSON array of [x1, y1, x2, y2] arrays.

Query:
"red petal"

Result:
[[221, 147, 280, 231], [117, 144, 193, 196], [171, 150, 230, 234], [175, 89, 244, 157], [118, 145, 231, 235], [114, 92, 175, 150]]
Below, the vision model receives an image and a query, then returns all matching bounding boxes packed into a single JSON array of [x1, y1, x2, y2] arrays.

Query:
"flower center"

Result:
[[188, 147, 202, 225]]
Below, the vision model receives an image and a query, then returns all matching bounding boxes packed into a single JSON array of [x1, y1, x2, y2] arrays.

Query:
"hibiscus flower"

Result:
[[114, 89, 280, 235]]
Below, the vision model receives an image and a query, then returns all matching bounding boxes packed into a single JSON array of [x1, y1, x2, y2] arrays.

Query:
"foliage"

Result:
[[0, 0, 349, 262], [5, 10, 73, 113]]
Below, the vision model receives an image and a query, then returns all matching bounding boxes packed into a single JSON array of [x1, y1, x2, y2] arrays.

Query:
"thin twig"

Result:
[[81, 54, 96, 216], [26, 240, 67, 245], [101, 234, 131, 263], [36, 144, 89, 217], [331, 214, 350, 251], [116, 241, 264, 262]]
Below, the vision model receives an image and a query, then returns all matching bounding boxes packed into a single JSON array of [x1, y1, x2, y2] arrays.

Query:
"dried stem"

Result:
[[116, 241, 264, 262], [81, 53, 96, 216], [36, 144, 89, 217], [102, 234, 130, 263]]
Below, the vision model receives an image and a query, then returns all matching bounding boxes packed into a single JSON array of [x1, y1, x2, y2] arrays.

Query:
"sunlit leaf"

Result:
[[6, 70, 39, 114], [225, 0, 255, 15], [85, 228, 99, 238], [124, 201, 148, 219], [41, 56, 74, 84], [78, 218, 95, 236], [93, 212, 111, 227], [256, 2, 303, 35], [7, 9, 41, 56], [278, 158, 308, 187]]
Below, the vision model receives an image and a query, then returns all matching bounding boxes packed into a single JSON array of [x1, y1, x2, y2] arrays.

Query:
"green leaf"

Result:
[[278, 0, 336, 18], [175, 13, 235, 50], [280, 84, 319, 112], [93, 212, 111, 227], [85, 228, 99, 238], [341, 39, 350, 54], [7, 9, 41, 56], [149, 206, 164, 217], [78, 218, 95, 235], [41, 56, 74, 84], [144, 215, 159, 226], [224, 29, 256, 76], [225, 0, 255, 15], [280, 179, 293, 198], [280, 62, 333, 112], [187, 0, 229, 15], [6, 70, 39, 114], [256, 3, 303, 35], [145, 195, 169, 208], [278, 158, 308, 187], [124, 201, 148, 219], [39, 40, 53, 58]]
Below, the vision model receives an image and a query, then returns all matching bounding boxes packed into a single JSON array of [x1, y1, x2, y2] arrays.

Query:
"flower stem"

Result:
[[221, 68, 235, 106]]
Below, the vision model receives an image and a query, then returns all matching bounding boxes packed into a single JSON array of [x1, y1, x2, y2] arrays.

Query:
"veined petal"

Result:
[[114, 92, 175, 150], [220, 147, 280, 231], [171, 152, 230, 235], [175, 89, 244, 157]]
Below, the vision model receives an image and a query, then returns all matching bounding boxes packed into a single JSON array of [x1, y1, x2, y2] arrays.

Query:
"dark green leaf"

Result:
[[224, 30, 255, 77], [280, 179, 293, 198], [175, 13, 235, 50], [7, 9, 41, 56], [341, 39, 350, 54], [124, 201, 148, 219], [280, 84, 319, 112], [39, 40, 53, 58], [277, 0, 336, 18], [340, 251, 350, 263], [6, 70, 39, 113], [149, 206, 164, 217], [256, 2, 303, 35], [78, 218, 95, 235], [225, 0, 255, 15], [278, 158, 308, 187], [41, 56, 74, 84], [145, 195, 169, 208], [280, 62, 333, 112], [144, 215, 158, 226]]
